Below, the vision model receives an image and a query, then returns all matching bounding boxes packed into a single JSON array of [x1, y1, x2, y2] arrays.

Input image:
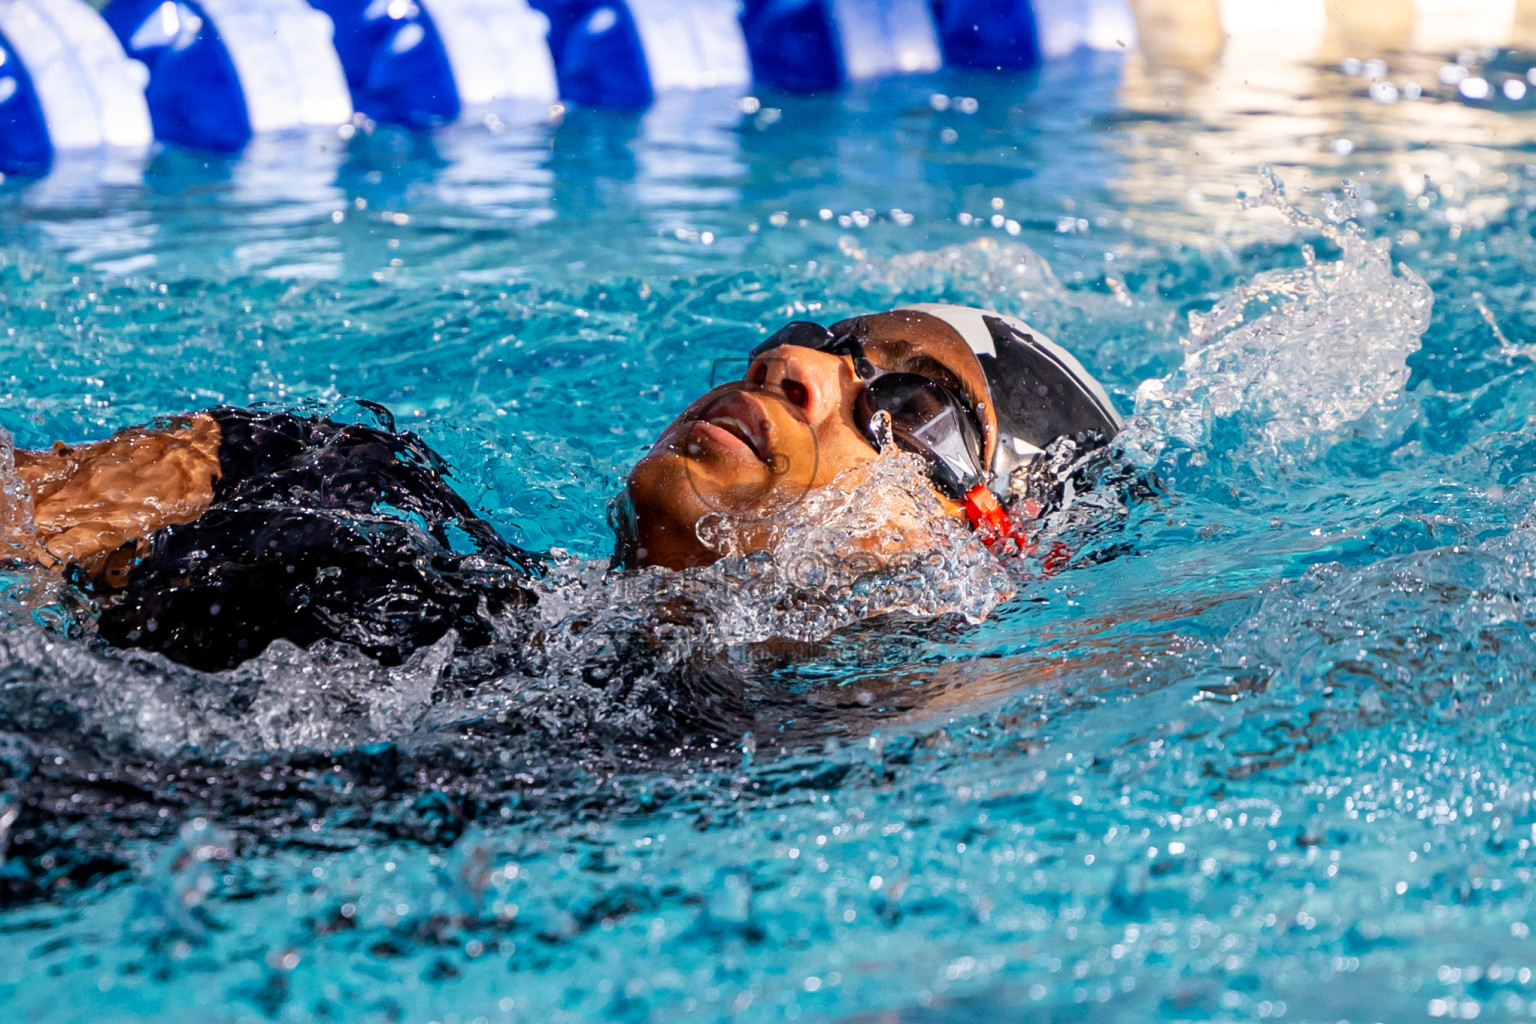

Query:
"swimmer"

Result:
[[0, 305, 1121, 671], [622, 304, 1121, 569]]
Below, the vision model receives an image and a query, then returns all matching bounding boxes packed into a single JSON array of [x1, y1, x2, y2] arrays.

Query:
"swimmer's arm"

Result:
[[903, 592, 1247, 713], [4, 414, 223, 580]]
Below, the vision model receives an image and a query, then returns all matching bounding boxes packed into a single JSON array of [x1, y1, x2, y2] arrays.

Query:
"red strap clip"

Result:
[[964, 485, 1032, 557], [963, 484, 1014, 539], [963, 485, 1069, 573]]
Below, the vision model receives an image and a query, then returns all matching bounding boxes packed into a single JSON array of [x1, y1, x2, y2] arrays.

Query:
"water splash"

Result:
[[1224, 520, 1536, 717], [689, 450, 1013, 637], [477, 452, 1016, 740], [0, 428, 36, 564], [1120, 170, 1433, 472], [0, 624, 458, 759], [0, 794, 16, 871], [126, 817, 233, 948], [530, 451, 1013, 662]]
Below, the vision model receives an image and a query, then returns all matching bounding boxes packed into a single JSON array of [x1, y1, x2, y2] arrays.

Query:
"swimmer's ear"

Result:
[[607, 491, 641, 571]]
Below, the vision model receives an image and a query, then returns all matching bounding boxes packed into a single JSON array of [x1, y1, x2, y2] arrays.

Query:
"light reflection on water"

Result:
[[3, 20, 1536, 1024]]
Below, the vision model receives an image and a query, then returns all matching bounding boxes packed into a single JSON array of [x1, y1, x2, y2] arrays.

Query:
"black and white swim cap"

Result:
[[897, 303, 1123, 494]]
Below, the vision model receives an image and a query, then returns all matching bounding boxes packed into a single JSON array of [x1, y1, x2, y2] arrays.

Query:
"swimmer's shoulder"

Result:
[[8, 413, 223, 578]]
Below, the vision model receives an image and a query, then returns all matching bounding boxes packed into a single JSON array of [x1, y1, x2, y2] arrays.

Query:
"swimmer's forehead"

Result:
[[827, 309, 997, 460]]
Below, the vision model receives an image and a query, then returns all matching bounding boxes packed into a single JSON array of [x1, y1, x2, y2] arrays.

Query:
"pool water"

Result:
[[4, 42, 1536, 1024]]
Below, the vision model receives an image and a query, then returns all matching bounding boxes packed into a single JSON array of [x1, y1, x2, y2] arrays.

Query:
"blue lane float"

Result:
[[741, 0, 943, 93], [930, 0, 1041, 71], [931, 0, 1133, 73], [313, 0, 558, 128], [0, 29, 50, 175], [533, 0, 748, 109], [0, 0, 154, 176], [102, 0, 352, 152], [309, 0, 459, 127], [533, 0, 649, 107]]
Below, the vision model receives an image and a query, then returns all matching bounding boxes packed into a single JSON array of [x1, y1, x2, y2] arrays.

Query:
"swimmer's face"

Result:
[[624, 311, 997, 569]]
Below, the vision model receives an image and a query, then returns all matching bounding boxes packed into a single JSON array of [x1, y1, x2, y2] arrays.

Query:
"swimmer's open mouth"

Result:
[[693, 393, 771, 461]]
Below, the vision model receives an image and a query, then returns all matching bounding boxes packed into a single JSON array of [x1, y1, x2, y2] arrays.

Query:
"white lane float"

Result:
[[0, 0, 153, 174]]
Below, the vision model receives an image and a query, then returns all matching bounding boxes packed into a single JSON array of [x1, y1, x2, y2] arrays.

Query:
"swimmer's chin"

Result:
[[622, 454, 722, 570]]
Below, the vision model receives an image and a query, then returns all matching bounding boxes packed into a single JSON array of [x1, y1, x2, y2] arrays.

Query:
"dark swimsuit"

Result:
[[96, 407, 541, 671]]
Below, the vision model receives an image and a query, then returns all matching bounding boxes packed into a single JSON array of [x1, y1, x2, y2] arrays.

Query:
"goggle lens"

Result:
[[858, 375, 984, 498]]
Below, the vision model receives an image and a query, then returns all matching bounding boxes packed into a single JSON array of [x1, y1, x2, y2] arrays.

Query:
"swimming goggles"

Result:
[[749, 320, 989, 501]]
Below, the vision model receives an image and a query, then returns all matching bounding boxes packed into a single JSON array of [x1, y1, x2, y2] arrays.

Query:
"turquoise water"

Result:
[[5, 48, 1536, 1022]]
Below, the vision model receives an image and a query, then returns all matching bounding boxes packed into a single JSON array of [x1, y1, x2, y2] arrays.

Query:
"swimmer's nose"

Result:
[[745, 344, 850, 425]]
